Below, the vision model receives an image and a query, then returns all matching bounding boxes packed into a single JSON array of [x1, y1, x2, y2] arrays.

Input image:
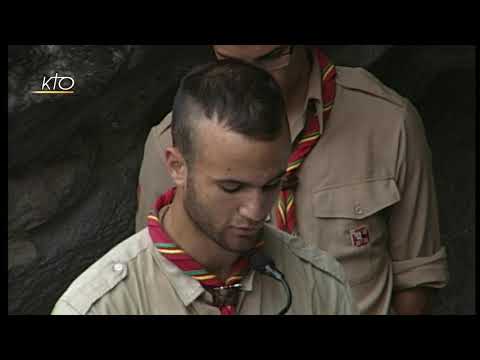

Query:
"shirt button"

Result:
[[354, 205, 363, 215], [113, 263, 124, 272]]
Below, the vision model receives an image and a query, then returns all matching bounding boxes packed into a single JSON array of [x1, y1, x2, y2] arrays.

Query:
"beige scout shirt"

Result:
[[51, 224, 356, 315], [135, 52, 449, 314]]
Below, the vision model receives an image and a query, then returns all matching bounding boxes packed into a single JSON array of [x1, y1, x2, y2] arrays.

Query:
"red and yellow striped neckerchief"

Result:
[[276, 49, 337, 234], [147, 187, 252, 315]]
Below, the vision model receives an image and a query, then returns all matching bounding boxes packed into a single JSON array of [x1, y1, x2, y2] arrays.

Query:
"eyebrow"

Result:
[[215, 46, 289, 63], [215, 170, 286, 188]]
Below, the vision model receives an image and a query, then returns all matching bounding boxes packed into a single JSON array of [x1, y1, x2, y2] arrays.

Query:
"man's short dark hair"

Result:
[[171, 59, 287, 162]]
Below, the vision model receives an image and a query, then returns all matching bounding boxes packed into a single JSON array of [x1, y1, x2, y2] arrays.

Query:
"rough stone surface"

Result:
[[7, 45, 475, 314], [8, 45, 213, 315]]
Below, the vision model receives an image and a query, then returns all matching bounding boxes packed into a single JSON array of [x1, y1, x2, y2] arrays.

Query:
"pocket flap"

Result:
[[313, 179, 400, 219]]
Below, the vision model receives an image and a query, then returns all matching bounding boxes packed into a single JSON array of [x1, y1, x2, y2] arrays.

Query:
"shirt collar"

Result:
[[151, 244, 206, 307], [146, 205, 258, 307], [151, 248, 257, 307]]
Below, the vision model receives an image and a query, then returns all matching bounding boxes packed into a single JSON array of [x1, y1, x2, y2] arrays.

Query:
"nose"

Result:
[[238, 189, 272, 223]]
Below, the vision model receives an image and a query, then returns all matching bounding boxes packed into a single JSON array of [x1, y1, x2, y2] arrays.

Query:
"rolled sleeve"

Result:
[[392, 246, 449, 290], [388, 100, 449, 291]]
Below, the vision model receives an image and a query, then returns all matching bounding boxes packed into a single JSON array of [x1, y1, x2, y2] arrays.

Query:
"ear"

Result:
[[165, 147, 188, 186]]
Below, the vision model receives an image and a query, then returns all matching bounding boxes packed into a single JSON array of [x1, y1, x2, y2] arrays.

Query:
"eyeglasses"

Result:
[[215, 46, 295, 72]]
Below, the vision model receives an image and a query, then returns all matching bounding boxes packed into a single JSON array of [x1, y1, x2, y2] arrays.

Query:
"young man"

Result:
[[136, 45, 449, 315], [51, 60, 356, 315]]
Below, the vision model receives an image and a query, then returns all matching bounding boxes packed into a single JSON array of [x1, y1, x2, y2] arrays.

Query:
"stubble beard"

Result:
[[184, 173, 261, 256]]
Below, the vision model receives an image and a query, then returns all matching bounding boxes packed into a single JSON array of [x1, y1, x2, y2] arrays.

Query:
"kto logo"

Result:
[[32, 73, 75, 94]]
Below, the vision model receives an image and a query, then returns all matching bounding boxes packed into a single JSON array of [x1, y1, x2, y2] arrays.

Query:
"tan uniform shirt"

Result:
[[135, 53, 449, 314], [51, 224, 356, 315]]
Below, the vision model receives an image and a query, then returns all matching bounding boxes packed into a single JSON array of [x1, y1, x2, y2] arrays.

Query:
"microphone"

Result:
[[249, 252, 292, 315]]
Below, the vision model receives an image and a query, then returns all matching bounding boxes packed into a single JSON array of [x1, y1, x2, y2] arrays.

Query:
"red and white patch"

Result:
[[350, 225, 370, 247]]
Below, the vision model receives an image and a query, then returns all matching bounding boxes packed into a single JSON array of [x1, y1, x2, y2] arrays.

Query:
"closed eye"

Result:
[[255, 46, 290, 63], [219, 182, 243, 193]]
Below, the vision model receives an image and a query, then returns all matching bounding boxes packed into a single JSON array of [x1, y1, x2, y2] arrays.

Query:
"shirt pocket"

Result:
[[312, 178, 400, 286]]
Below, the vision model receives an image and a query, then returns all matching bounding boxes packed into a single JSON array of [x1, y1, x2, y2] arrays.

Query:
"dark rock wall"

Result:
[[7, 45, 476, 314]]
